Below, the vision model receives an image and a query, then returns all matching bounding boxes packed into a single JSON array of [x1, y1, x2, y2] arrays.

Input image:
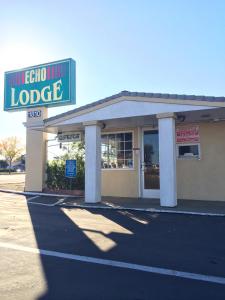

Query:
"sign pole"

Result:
[[25, 107, 48, 192], [70, 177, 72, 191]]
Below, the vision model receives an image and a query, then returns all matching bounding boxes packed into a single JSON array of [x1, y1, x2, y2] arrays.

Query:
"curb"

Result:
[[0, 189, 81, 198], [0, 189, 224, 217], [58, 202, 225, 217]]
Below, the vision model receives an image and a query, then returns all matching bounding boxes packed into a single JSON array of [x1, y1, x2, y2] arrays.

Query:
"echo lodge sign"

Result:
[[4, 58, 76, 111]]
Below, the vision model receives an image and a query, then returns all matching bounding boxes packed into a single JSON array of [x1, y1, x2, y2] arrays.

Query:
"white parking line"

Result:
[[27, 196, 64, 207], [0, 241, 225, 285], [27, 196, 40, 201], [0, 194, 61, 207], [27, 202, 56, 207], [27, 201, 60, 207]]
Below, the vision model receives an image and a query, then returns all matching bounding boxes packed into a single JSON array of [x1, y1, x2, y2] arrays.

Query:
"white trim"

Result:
[[101, 130, 135, 171], [176, 143, 201, 160], [137, 127, 142, 198]]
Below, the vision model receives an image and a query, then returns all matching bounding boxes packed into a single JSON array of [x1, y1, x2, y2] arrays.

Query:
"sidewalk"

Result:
[[0, 186, 225, 216], [0, 174, 25, 191], [59, 196, 225, 216]]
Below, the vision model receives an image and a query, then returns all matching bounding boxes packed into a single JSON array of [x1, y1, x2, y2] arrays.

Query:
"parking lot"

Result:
[[0, 173, 25, 191], [0, 191, 225, 299]]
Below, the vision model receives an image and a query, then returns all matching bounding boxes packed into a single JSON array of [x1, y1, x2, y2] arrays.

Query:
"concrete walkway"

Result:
[[59, 196, 225, 216], [0, 187, 225, 216]]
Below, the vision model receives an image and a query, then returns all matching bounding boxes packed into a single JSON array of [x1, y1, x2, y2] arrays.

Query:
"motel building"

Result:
[[24, 90, 225, 207]]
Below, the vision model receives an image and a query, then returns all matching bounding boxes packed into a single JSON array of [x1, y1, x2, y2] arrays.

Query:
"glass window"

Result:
[[177, 144, 200, 159], [143, 130, 160, 190], [101, 132, 133, 169]]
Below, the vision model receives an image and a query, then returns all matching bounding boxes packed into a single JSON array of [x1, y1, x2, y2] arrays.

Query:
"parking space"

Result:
[[26, 195, 65, 206], [0, 173, 25, 191], [0, 191, 67, 207], [0, 192, 225, 299]]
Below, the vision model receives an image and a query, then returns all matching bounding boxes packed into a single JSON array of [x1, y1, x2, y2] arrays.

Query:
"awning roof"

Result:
[[44, 90, 225, 126]]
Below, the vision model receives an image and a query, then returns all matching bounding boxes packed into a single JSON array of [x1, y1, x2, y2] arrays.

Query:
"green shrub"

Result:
[[46, 142, 85, 190]]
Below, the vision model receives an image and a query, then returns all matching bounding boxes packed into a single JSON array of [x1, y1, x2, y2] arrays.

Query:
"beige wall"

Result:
[[177, 121, 225, 201], [25, 108, 48, 192], [101, 128, 139, 197], [101, 122, 225, 201], [25, 129, 47, 192], [25, 115, 225, 200]]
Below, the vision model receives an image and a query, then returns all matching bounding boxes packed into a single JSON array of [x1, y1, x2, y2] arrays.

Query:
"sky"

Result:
[[1, 0, 225, 142]]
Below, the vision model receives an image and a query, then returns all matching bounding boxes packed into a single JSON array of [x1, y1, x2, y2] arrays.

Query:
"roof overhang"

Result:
[[25, 92, 225, 133], [44, 94, 225, 128]]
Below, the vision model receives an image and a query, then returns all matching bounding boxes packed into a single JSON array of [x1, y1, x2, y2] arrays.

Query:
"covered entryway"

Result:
[[25, 91, 225, 207]]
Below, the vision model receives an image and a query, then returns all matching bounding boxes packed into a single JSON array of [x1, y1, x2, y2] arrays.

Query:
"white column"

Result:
[[84, 121, 101, 203], [157, 113, 177, 207]]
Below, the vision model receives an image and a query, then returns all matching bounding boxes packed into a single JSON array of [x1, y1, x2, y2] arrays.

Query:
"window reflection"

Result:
[[101, 132, 133, 169], [144, 130, 160, 189]]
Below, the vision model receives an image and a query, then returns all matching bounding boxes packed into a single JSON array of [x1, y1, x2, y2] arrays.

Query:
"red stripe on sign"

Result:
[[47, 67, 51, 80], [21, 72, 25, 84], [58, 64, 62, 77], [16, 73, 20, 85], [51, 66, 55, 79], [56, 65, 60, 78]]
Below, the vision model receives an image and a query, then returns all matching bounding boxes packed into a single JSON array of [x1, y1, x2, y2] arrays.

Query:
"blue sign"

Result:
[[65, 160, 77, 178], [4, 58, 76, 111]]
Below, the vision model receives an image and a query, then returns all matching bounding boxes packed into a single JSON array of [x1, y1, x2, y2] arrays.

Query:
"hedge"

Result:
[[46, 142, 85, 190]]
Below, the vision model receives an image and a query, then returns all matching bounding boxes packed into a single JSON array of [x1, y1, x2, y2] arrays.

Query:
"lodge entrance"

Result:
[[141, 129, 160, 198]]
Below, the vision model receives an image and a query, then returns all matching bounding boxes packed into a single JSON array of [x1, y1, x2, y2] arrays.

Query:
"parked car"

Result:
[[13, 164, 25, 172]]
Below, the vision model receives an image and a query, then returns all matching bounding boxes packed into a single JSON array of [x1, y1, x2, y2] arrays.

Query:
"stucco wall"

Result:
[[101, 128, 139, 197], [25, 129, 47, 192], [101, 122, 225, 201], [177, 121, 225, 201], [25, 107, 48, 192]]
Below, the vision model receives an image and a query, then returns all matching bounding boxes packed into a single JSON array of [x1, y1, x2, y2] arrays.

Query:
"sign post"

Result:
[[65, 159, 77, 190]]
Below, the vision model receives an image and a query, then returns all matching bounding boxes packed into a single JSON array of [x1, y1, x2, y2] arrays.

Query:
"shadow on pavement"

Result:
[[26, 198, 225, 299]]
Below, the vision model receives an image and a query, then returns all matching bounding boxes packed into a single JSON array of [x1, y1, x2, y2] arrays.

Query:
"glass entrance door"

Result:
[[142, 130, 160, 198]]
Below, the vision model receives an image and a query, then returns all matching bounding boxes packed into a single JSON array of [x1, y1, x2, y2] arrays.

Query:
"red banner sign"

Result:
[[176, 126, 199, 143]]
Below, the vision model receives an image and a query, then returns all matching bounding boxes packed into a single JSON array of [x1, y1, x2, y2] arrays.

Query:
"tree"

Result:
[[0, 137, 24, 174]]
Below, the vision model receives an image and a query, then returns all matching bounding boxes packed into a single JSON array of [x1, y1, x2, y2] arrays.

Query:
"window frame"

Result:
[[101, 130, 135, 170], [176, 143, 201, 160]]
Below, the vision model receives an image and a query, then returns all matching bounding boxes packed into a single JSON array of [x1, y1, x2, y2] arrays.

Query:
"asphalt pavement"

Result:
[[0, 192, 225, 300]]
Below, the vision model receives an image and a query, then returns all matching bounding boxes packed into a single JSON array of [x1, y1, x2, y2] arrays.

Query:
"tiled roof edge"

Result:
[[44, 90, 225, 124]]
